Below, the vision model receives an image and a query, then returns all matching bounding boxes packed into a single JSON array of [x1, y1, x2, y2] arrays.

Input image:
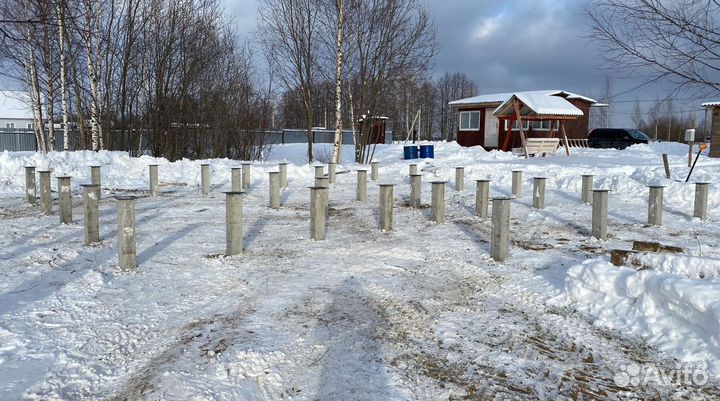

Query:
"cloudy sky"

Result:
[[228, 0, 707, 126]]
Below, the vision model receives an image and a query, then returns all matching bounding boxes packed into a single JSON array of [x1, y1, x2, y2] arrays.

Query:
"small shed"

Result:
[[356, 116, 389, 145], [493, 93, 584, 158], [703, 102, 720, 158]]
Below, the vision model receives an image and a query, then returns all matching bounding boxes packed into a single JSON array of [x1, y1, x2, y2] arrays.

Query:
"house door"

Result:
[[484, 109, 499, 147]]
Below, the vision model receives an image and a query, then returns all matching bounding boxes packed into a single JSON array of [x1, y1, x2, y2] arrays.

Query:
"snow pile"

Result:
[[2, 140, 718, 198], [630, 253, 720, 279], [565, 259, 720, 373]]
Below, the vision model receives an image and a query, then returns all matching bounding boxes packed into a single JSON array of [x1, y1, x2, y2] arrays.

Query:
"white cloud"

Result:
[[471, 14, 503, 42]]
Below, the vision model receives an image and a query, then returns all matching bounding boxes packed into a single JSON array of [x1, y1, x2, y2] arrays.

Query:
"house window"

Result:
[[504, 120, 559, 131], [459, 111, 480, 131], [27, 123, 33, 129], [504, 120, 528, 131]]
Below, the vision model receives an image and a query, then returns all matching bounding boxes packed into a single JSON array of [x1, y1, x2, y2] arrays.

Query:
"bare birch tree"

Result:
[[349, 0, 436, 163], [260, 0, 321, 162], [330, 0, 345, 164], [586, 0, 720, 95]]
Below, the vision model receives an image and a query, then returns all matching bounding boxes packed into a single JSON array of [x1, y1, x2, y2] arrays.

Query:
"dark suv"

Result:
[[588, 128, 651, 149]]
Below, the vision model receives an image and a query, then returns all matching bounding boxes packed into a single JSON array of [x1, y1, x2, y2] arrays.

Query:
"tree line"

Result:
[[1, 0, 271, 161]]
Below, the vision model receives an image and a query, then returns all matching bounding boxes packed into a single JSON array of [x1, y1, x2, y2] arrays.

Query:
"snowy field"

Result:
[[1, 142, 720, 400]]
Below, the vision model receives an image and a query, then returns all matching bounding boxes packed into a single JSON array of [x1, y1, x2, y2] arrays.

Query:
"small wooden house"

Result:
[[356, 116, 389, 145], [448, 90, 598, 149], [703, 101, 720, 158]]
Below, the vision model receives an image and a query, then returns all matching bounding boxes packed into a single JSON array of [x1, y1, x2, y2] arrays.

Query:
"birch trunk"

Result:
[[57, 1, 70, 151], [331, 0, 345, 164], [27, 38, 46, 153], [85, 0, 102, 150], [87, 45, 100, 151]]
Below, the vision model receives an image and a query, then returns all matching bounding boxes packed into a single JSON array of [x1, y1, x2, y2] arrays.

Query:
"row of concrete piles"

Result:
[[302, 163, 712, 262], [21, 160, 712, 268], [20, 162, 289, 270]]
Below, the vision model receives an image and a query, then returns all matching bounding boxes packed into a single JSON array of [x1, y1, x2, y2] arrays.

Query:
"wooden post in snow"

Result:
[[512, 99, 529, 158], [560, 122, 571, 156]]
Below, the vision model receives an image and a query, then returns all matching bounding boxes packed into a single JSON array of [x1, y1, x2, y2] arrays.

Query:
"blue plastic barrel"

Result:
[[420, 144, 434, 158], [403, 145, 419, 159]]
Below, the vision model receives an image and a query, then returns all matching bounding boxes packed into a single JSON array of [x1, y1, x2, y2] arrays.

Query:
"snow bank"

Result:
[[2, 141, 720, 218], [565, 259, 720, 374], [631, 253, 720, 279]]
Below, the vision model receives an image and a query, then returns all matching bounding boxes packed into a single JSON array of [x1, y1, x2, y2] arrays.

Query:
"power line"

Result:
[[610, 97, 714, 104]]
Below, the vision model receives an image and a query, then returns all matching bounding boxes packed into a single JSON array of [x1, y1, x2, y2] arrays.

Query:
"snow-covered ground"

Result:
[[1, 142, 720, 400]]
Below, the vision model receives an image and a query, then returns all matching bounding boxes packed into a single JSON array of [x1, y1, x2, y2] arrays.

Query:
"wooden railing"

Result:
[[567, 138, 589, 148]]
